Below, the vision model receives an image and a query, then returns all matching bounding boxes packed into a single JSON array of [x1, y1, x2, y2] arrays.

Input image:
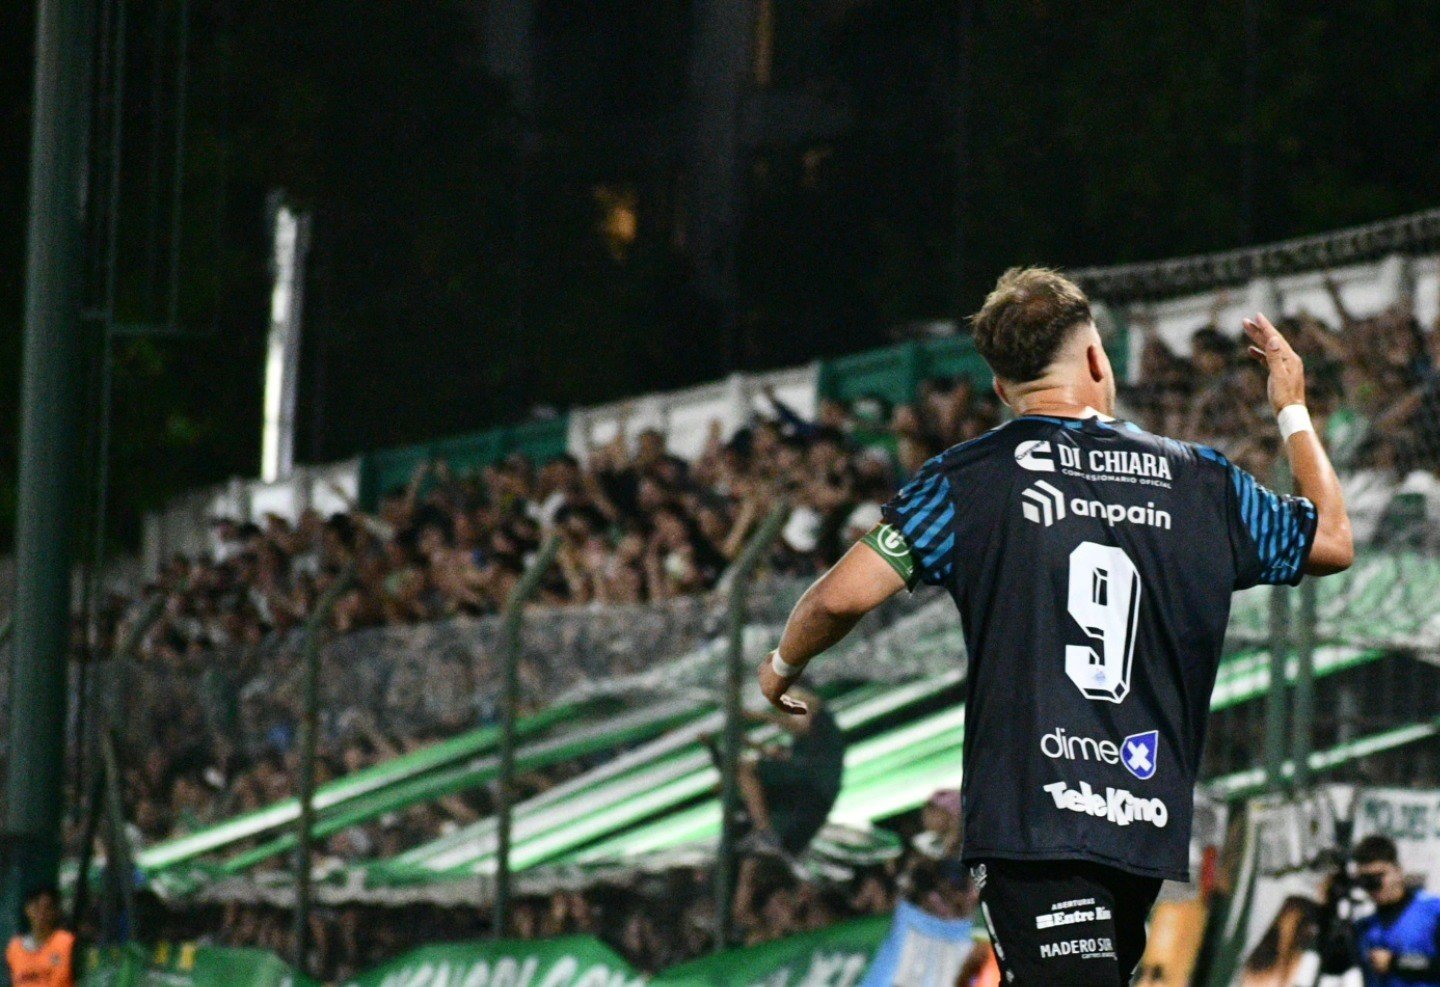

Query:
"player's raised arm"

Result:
[[1242, 313, 1354, 576], [756, 537, 907, 715]]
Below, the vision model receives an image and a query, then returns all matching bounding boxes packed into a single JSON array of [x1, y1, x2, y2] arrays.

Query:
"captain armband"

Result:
[[862, 522, 919, 589]]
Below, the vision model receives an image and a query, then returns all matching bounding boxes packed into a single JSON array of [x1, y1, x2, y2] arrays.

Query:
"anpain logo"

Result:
[[1021, 480, 1067, 526], [1021, 482, 1172, 531]]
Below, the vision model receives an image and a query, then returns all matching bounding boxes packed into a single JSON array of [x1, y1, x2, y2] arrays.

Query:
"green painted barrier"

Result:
[[358, 417, 569, 509], [138, 702, 585, 874], [651, 916, 889, 987], [816, 338, 991, 408], [340, 935, 643, 987], [83, 943, 316, 986]]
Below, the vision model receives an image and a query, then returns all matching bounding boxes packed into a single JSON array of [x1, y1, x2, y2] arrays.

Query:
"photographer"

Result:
[[1347, 835, 1440, 986]]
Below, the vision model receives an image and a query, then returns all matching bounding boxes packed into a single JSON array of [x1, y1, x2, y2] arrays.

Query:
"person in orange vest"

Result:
[[6, 887, 75, 987]]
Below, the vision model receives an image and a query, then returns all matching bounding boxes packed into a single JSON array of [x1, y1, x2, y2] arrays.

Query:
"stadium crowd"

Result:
[[21, 293, 1439, 979], [85, 381, 999, 848], [1129, 288, 1440, 492], [140, 788, 970, 982]]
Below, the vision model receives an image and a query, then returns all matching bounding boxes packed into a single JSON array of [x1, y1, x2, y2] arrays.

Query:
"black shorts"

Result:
[[970, 858, 1162, 987]]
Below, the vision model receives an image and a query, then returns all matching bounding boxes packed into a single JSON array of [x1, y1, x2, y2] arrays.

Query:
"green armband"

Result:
[[862, 522, 919, 589]]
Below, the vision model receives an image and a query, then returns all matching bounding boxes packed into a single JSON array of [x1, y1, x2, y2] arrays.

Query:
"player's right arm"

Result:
[[757, 540, 907, 715], [758, 461, 959, 714], [1242, 313, 1354, 575]]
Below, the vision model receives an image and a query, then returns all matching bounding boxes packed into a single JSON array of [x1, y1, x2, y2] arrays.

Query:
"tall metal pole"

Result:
[[687, 0, 754, 375], [165, 0, 189, 326], [1, 0, 96, 944], [291, 567, 354, 975], [951, 0, 974, 323], [75, 0, 129, 831], [714, 505, 788, 952], [493, 537, 559, 939], [1240, 0, 1259, 245]]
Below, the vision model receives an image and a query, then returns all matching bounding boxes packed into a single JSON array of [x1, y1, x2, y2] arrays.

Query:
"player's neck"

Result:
[[1008, 384, 1112, 421]]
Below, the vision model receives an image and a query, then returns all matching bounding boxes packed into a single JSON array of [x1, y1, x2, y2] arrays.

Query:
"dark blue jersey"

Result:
[[881, 414, 1317, 881]]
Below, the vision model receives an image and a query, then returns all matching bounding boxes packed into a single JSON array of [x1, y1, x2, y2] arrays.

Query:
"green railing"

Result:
[[357, 417, 569, 508]]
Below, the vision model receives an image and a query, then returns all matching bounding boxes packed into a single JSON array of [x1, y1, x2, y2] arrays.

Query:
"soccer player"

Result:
[[756, 268, 1353, 986]]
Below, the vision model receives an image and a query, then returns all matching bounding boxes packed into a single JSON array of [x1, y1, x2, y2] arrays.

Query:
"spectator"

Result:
[[1345, 835, 1440, 986], [6, 886, 75, 987], [733, 688, 845, 859]]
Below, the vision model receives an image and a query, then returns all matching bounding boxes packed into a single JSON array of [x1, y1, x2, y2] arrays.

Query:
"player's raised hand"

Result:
[[1242, 312, 1306, 413], [757, 658, 808, 715]]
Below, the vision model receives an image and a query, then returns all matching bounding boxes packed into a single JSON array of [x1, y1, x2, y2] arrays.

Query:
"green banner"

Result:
[[83, 943, 316, 987], [651, 916, 889, 987], [341, 935, 645, 987]]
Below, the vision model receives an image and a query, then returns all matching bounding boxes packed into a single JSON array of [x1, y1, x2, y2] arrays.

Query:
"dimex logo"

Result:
[[1015, 440, 1056, 472], [1121, 730, 1158, 781], [1020, 480, 1067, 526]]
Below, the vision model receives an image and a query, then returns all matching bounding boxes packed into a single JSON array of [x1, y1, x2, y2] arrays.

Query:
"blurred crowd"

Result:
[[77, 382, 999, 852], [1127, 288, 1440, 545], [34, 294, 1440, 982], [141, 788, 971, 983], [136, 380, 1002, 647]]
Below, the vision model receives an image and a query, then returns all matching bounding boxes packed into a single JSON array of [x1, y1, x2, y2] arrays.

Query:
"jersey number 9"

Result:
[[1065, 541, 1142, 703]]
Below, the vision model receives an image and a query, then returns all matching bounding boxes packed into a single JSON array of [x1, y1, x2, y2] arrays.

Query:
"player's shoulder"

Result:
[[920, 416, 1235, 476], [1109, 421, 1237, 476], [921, 420, 1022, 474]]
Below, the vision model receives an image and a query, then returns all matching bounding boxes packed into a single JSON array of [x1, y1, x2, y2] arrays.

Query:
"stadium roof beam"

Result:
[[1072, 207, 1440, 301]]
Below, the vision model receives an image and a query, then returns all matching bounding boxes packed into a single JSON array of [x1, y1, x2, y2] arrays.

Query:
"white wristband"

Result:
[[770, 649, 803, 678], [1277, 404, 1313, 442]]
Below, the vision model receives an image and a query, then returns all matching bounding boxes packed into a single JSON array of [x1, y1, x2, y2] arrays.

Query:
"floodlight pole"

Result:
[[715, 505, 788, 952], [493, 537, 559, 940], [1, 0, 95, 945]]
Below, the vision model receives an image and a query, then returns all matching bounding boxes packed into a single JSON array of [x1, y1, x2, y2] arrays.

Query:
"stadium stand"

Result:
[[3, 228, 1440, 982]]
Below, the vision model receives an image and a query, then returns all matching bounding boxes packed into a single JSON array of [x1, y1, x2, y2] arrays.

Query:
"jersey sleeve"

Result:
[[1225, 461, 1319, 589], [879, 459, 959, 588]]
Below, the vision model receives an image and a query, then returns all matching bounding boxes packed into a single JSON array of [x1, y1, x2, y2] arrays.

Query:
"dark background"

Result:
[[2, 0, 1438, 548]]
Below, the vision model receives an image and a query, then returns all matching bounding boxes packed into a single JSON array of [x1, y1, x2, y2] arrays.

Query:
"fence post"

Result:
[[493, 537, 560, 940], [1263, 585, 1291, 792], [68, 593, 165, 941], [715, 504, 789, 952], [291, 565, 356, 976], [1262, 457, 1296, 793], [1291, 576, 1318, 788]]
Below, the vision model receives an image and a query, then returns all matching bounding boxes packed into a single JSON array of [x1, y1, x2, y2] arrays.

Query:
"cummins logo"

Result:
[[1021, 480, 1067, 526], [1015, 440, 1056, 472], [1042, 780, 1169, 828]]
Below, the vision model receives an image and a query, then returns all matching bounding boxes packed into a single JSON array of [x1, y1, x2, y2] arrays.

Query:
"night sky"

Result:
[[3, 0, 1440, 546]]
